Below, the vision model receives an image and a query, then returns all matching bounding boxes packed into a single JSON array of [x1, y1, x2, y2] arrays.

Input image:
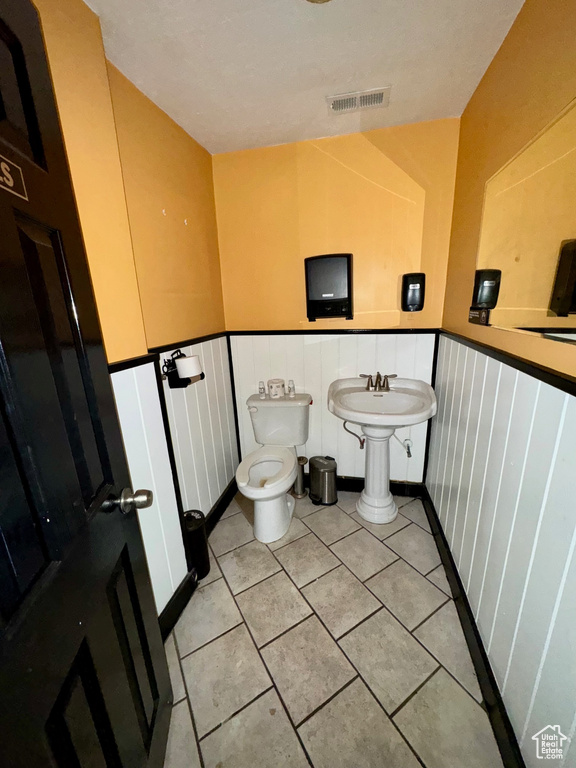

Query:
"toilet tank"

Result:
[[247, 394, 311, 446]]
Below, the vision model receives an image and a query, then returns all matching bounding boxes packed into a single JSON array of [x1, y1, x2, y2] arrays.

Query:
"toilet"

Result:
[[235, 392, 311, 543]]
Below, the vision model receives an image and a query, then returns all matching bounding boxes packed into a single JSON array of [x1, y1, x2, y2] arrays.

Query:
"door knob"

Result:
[[104, 488, 153, 515]]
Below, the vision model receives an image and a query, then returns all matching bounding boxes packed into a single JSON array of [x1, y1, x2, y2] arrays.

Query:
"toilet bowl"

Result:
[[236, 446, 298, 543]]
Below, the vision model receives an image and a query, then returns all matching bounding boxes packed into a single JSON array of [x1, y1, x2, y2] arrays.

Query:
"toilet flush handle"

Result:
[[248, 406, 258, 413]]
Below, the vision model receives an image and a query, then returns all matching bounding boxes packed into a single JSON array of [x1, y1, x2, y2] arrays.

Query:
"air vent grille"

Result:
[[327, 86, 391, 115]]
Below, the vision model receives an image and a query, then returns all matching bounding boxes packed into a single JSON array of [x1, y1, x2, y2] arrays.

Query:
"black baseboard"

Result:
[[420, 486, 525, 768], [158, 569, 197, 641], [206, 477, 238, 535], [335, 475, 425, 499]]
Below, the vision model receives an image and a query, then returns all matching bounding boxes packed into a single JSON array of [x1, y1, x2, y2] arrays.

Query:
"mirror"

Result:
[[475, 99, 576, 345]]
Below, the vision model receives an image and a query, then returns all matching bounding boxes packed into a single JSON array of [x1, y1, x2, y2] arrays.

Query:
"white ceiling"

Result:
[[85, 0, 525, 154]]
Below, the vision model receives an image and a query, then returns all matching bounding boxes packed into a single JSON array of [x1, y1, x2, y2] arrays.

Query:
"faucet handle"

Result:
[[359, 374, 374, 391]]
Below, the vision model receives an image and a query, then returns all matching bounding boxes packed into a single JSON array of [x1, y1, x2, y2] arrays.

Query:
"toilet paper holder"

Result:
[[161, 349, 205, 389]]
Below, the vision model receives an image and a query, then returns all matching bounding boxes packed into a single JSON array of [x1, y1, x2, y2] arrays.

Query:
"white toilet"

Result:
[[235, 393, 311, 543]]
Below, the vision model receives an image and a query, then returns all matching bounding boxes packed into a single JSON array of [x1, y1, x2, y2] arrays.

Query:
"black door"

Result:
[[0, 1, 171, 765]]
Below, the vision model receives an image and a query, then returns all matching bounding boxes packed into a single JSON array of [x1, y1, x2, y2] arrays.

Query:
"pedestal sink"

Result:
[[328, 378, 437, 524]]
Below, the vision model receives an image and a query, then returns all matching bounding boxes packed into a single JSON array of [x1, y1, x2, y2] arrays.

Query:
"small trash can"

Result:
[[183, 510, 210, 580], [309, 456, 338, 506]]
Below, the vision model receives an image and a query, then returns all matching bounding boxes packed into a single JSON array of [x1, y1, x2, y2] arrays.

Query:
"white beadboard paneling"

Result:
[[230, 333, 436, 482], [475, 372, 539, 643], [427, 336, 576, 768], [458, 356, 501, 587], [111, 363, 187, 614], [488, 384, 567, 687], [502, 395, 574, 734], [467, 364, 517, 614], [161, 337, 238, 516]]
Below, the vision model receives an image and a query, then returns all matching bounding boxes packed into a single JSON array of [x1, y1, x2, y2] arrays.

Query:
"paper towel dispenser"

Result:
[[305, 254, 353, 321]]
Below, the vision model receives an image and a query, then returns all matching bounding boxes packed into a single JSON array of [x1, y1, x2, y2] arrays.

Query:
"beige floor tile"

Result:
[[200, 546, 222, 587], [385, 523, 441, 574], [330, 528, 398, 581], [218, 540, 281, 594], [335, 490, 360, 515], [174, 579, 242, 656], [200, 690, 309, 768], [304, 505, 360, 545], [209, 513, 254, 556], [302, 566, 380, 638], [394, 496, 415, 509], [164, 700, 201, 768], [340, 608, 438, 713], [221, 497, 243, 519], [233, 491, 254, 523], [299, 678, 420, 768], [350, 510, 411, 540], [394, 669, 503, 768], [366, 559, 447, 631], [267, 516, 310, 551], [236, 571, 312, 647], [181, 624, 271, 738], [293, 494, 321, 519], [261, 616, 355, 725], [427, 564, 453, 596], [398, 499, 431, 532], [414, 601, 481, 701], [275, 533, 339, 587], [165, 634, 186, 703]]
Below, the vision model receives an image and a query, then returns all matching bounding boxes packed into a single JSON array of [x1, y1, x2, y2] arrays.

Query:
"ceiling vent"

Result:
[[327, 86, 391, 115]]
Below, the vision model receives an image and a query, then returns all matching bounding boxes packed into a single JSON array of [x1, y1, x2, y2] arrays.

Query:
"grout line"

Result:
[[389, 666, 441, 719], [230, 565, 284, 597], [257, 613, 314, 651], [197, 685, 275, 742], [172, 631, 207, 768], [359, 555, 401, 583], [335, 605, 384, 643], [294, 561, 342, 590], [409, 597, 451, 633], [295, 675, 359, 729], [263, 546, 429, 764], [180, 501, 474, 768], [177, 620, 244, 661], [215, 558, 316, 766]]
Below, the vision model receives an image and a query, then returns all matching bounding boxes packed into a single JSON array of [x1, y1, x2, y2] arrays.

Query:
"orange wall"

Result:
[[107, 65, 225, 350], [213, 119, 459, 331], [33, 0, 147, 363], [444, 0, 576, 377]]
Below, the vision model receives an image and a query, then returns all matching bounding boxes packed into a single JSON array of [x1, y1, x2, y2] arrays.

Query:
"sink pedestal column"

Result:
[[356, 425, 398, 524]]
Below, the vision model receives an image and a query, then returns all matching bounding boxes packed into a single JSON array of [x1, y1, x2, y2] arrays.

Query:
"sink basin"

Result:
[[328, 377, 436, 428]]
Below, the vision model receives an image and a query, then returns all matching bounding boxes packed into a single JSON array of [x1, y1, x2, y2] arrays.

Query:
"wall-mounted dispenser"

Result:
[[401, 273, 426, 312], [161, 349, 204, 389], [549, 240, 576, 316], [472, 269, 501, 309], [305, 253, 353, 321]]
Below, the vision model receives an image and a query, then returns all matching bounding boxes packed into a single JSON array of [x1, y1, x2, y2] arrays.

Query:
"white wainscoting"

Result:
[[111, 362, 187, 614], [427, 335, 576, 768], [160, 336, 238, 515], [230, 333, 435, 482]]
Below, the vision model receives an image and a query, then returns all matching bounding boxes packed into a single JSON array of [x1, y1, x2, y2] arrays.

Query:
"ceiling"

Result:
[[85, 0, 525, 154]]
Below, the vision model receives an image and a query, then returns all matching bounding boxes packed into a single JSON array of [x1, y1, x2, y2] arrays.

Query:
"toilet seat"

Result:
[[236, 446, 297, 497]]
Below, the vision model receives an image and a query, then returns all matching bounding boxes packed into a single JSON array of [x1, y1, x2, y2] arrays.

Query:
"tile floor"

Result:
[[163, 492, 503, 768]]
